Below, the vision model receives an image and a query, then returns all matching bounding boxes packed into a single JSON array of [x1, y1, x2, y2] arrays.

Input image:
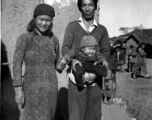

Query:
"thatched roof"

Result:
[[110, 29, 152, 45], [110, 36, 128, 43], [124, 34, 140, 44], [123, 29, 152, 44]]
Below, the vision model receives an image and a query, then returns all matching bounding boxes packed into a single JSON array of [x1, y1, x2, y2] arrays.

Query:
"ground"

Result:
[[115, 58, 152, 120], [1, 58, 151, 120]]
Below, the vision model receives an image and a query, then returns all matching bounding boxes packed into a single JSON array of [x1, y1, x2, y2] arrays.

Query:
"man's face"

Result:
[[81, 0, 96, 21]]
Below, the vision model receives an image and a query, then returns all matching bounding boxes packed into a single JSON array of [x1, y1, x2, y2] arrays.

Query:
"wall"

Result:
[[1, 1, 39, 119], [2, 0, 39, 74]]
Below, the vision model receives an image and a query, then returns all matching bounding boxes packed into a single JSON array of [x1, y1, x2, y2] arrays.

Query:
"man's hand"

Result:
[[72, 59, 82, 71], [103, 61, 108, 68]]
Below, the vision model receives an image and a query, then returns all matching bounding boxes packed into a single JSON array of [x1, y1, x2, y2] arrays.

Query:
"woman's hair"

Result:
[[77, 0, 98, 12], [26, 18, 35, 32], [26, 18, 53, 37]]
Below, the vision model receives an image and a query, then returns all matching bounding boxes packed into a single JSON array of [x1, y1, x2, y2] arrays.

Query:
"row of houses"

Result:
[[110, 29, 152, 59]]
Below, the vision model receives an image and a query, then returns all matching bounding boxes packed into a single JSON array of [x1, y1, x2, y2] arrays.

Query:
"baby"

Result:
[[57, 35, 108, 87]]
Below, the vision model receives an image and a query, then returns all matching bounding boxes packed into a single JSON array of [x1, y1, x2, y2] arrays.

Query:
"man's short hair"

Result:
[[77, 0, 98, 12]]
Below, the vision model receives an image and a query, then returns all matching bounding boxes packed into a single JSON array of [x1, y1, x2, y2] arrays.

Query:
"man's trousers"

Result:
[[68, 79, 103, 120]]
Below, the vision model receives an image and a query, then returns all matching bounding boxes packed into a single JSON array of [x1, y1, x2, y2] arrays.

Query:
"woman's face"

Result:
[[35, 15, 52, 33]]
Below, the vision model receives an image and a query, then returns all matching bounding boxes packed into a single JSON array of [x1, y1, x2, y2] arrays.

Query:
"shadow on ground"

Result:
[[1, 41, 20, 120], [55, 87, 69, 120]]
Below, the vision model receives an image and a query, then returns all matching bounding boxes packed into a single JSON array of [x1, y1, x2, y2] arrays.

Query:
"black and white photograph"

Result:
[[1, 0, 152, 120]]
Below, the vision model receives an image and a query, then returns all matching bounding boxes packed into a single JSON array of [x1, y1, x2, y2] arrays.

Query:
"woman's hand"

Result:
[[15, 87, 24, 106], [71, 59, 82, 71], [56, 57, 67, 72]]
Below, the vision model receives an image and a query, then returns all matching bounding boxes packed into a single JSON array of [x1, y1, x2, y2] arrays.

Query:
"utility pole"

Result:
[[140, 24, 142, 42]]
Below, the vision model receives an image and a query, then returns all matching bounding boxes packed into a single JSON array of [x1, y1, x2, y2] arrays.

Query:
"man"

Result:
[[61, 0, 110, 120]]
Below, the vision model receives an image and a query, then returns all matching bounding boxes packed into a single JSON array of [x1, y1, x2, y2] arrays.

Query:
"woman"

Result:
[[13, 3, 60, 120], [132, 43, 151, 79]]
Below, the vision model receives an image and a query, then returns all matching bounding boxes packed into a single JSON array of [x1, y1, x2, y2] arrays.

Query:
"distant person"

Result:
[[113, 41, 123, 72], [13, 3, 60, 120], [127, 45, 137, 72], [103, 41, 120, 104], [119, 47, 126, 72], [132, 43, 151, 79]]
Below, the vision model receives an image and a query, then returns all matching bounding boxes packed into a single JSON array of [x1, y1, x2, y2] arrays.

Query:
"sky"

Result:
[[44, 0, 76, 7], [99, 0, 152, 37], [44, 0, 152, 37]]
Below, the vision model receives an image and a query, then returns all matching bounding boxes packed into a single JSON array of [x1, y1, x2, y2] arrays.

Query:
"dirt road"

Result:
[[101, 59, 152, 120], [115, 59, 152, 120], [102, 103, 132, 120]]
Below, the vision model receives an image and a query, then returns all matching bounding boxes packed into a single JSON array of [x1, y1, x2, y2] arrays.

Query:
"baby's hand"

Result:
[[72, 59, 82, 71]]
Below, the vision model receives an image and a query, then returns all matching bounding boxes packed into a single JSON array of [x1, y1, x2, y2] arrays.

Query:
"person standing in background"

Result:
[[103, 41, 120, 104], [132, 43, 151, 79], [119, 43, 126, 72], [13, 3, 60, 120], [127, 45, 136, 72]]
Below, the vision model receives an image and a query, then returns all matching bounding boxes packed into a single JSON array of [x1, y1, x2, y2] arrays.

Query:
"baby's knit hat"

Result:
[[80, 35, 98, 48], [33, 3, 55, 18]]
